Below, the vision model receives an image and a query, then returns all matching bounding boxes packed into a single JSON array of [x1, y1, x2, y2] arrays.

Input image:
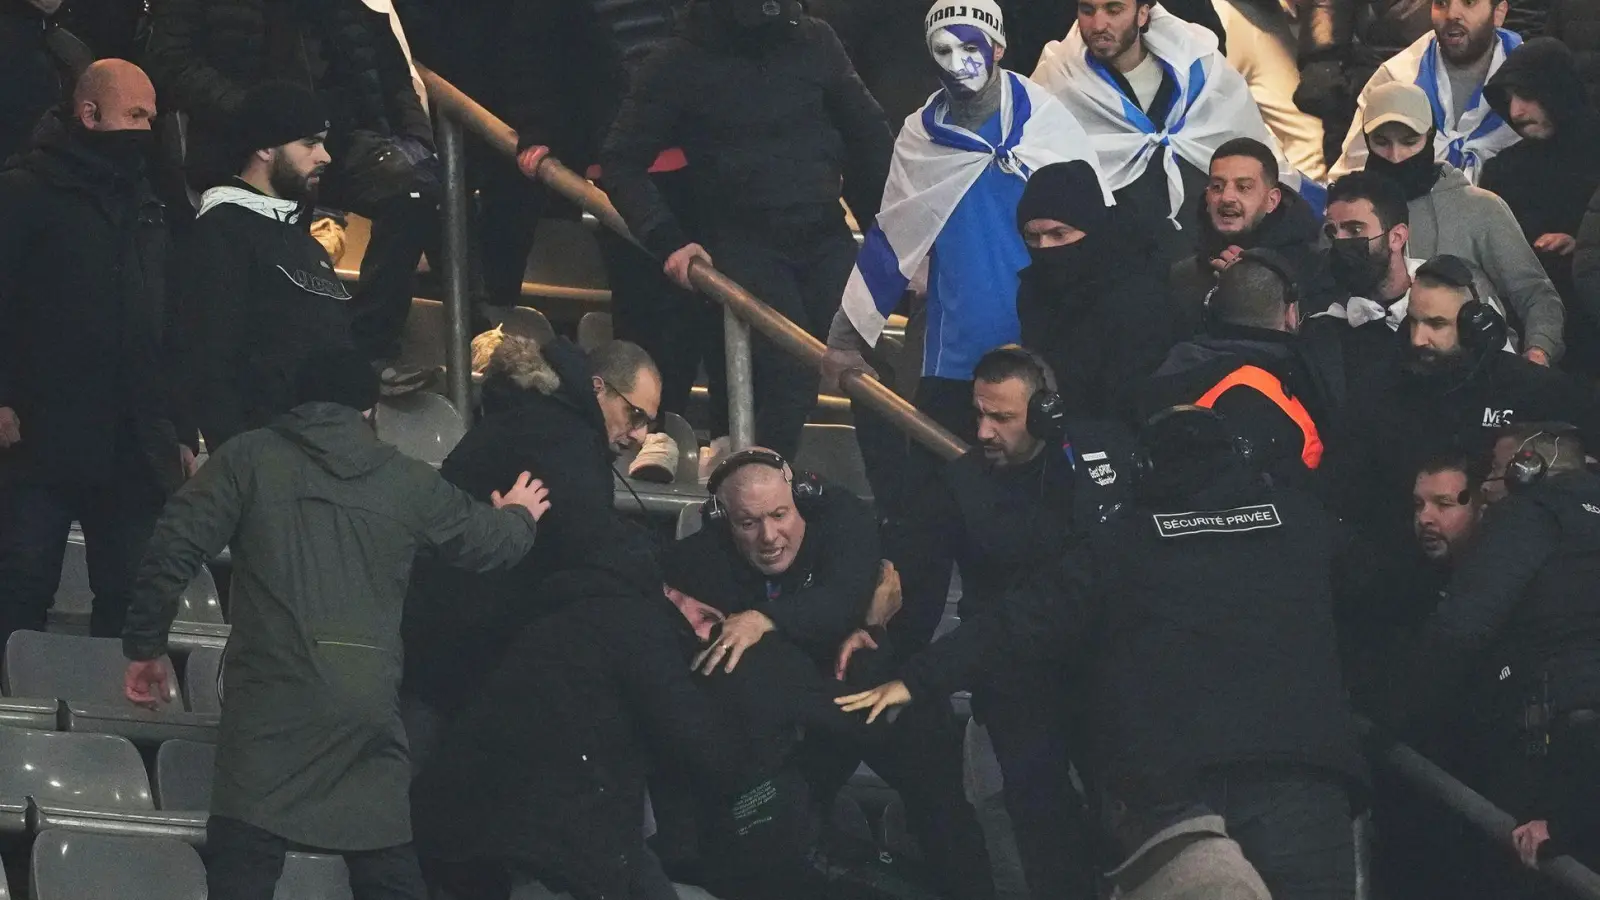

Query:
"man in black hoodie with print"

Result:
[[1483, 38, 1600, 377], [599, 0, 893, 460]]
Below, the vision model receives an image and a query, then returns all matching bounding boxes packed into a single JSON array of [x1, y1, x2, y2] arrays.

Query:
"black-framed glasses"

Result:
[[604, 379, 655, 430]]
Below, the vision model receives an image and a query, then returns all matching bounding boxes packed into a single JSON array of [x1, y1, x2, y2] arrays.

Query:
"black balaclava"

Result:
[[1016, 160, 1117, 289], [1364, 128, 1441, 200]]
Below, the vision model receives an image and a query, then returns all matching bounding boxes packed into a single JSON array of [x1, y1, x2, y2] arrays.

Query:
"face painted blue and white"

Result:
[[929, 25, 997, 96]]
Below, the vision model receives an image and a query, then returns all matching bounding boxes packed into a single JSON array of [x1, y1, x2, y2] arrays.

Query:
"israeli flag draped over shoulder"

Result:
[[1337, 28, 1522, 182], [841, 70, 1110, 346], [1031, 4, 1312, 225]]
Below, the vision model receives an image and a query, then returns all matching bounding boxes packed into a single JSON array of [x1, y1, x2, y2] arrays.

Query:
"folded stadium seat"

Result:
[[274, 852, 354, 900], [2, 632, 218, 745], [662, 413, 700, 485], [500, 305, 556, 348], [154, 739, 215, 812], [794, 424, 873, 502], [675, 504, 703, 541], [577, 311, 613, 351], [880, 796, 921, 860], [830, 793, 874, 845], [397, 298, 447, 373], [50, 537, 225, 639], [0, 727, 151, 836], [182, 647, 224, 717], [373, 392, 467, 467], [29, 830, 206, 900]]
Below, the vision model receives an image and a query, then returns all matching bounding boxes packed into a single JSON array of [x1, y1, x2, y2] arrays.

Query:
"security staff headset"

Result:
[[701, 448, 824, 524], [1203, 248, 1301, 330], [985, 345, 1068, 443], [1410, 255, 1509, 355], [1504, 424, 1579, 493]]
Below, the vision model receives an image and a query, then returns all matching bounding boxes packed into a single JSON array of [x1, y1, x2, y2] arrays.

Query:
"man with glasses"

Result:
[[402, 337, 665, 766]]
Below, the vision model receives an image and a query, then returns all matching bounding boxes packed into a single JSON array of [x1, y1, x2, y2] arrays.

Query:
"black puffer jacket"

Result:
[[1549, 0, 1600, 108], [144, 0, 431, 170], [1483, 38, 1600, 375], [599, 1, 893, 258], [403, 338, 662, 717], [0, 114, 181, 489]]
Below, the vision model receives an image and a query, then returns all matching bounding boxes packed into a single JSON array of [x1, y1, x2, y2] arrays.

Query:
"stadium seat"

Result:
[[51, 537, 223, 632], [0, 727, 151, 834], [374, 392, 466, 466], [154, 739, 215, 812], [29, 830, 205, 900], [577, 311, 613, 351], [275, 852, 354, 900], [675, 504, 703, 540], [794, 424, 872, 501], [397, 298, 446, 372], [880, 796, 920, 859], [3, 632, 217, 745], [183, 647, 224, 717], [662, 412, 700, 484], [830, 793, 874, 845], [501, 306, 556, 347]]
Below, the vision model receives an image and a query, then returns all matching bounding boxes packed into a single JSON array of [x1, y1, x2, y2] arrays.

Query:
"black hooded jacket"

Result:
[[599, 2, 893, 258], [402, 338, 662, 716], [1482, 38, 1600, 372], [1168, 189, 1343, 331], [0, 114, 182, 489]]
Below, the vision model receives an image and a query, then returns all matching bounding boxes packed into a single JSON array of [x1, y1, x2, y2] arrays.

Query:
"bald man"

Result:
[[0, 59, 188, 645]]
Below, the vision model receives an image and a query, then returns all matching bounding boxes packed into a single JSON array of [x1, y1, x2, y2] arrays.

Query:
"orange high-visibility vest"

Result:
[[1195, 364, 1324, 469]]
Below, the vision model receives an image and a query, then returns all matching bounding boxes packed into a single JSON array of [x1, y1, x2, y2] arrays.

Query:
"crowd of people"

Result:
[[5, 0, 1600, 898]]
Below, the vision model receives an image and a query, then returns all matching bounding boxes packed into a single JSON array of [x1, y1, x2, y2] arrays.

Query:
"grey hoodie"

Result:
[[1406, 164, 1567, 361]]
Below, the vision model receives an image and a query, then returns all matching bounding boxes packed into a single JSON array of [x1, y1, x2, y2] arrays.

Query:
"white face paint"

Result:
[[928, 27, 993, 95]]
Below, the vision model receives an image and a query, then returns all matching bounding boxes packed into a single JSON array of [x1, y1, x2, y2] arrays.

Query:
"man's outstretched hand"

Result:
[[492, 472, 552, 520], [124, 658, 175, 710], [834, 629, 879, 681], [692, 610, 773, 675], [835, 679, 912, 724]]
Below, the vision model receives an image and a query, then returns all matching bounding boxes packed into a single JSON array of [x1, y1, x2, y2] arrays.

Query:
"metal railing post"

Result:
[[437, 114, 473, 425], [723, 306, 756, 451]]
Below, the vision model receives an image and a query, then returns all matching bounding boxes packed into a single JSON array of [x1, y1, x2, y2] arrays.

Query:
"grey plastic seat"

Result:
[[30, 830, 205, 900], [183, 647, 224, 716], [275, 853, 354, 900], [577, 311, 613, 351], [3, 631, 217, 745], [794, 424, 872, 501], [661, 413, 700, 484], [675, 504, 703, 540], [154, 739, 215, 811], [374, 392, 466, 466], [502, 305, 556, 347], [0, 726, 151, 834], [52, 537, 223, 631], [397, 298, 446, 371]]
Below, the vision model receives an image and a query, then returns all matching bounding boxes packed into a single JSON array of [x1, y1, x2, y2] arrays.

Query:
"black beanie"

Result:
[[232, 80, 330, 159], [294, 347, 380, 412], [1015, 160, 1113, 234]]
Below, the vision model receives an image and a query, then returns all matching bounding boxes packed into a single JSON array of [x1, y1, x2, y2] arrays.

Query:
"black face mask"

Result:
[[1328, 232, 1391, 297], [78, 127, 154, 174], [1365, 143, 1440, 200], [1028, 239, 1099, 291]]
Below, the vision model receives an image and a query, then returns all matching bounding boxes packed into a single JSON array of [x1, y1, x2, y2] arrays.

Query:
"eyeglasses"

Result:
[[604, 379, 655, 430]]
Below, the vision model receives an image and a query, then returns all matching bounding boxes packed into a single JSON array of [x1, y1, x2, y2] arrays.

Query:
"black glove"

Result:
[[1295, 59, 1351, 119]]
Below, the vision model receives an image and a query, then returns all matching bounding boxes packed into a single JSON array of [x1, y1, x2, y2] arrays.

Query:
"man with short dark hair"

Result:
[[0, 59, 187, 645], [123, 347, 549, 900], [1170, 138, 1336, 328]]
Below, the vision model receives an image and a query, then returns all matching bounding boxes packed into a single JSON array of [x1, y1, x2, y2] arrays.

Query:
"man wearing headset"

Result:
[[1381, 423, 1600, 880], [886, 344, 1136, 899], [842, 405, 1366, 900]]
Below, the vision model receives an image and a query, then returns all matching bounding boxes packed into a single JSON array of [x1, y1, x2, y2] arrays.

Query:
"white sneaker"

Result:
[[698, 435, 732, 487], [628, 432, 680, 484]]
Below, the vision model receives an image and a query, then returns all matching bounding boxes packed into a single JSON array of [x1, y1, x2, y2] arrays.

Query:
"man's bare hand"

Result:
[[664, 243, 712, 291], [0, 407, 20, 448], [1513, 820, 1552, 868], [124, 657, 175, 710], [492, 472, 551, 520], [1209, 245, 1246, 272], [866, 560, 902, 628], [821, 348, 878, 395], [835, 679, 911, 724], [834, 629, 879, 681], [1534, 233, 1576, 256], [1525, 347, 1551, 367], [179, 445, 199, 479], [692, 610, 773, 675]]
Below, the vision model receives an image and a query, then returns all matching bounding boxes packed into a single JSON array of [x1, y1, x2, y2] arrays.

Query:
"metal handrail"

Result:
[[416, 64, 1600, 899], [418, 64, 966, 461]]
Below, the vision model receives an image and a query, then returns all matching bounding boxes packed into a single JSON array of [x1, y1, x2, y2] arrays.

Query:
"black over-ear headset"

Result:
[[701, 448, 823, 524], [1413, 255, 1508, 353], [985, 345, 1067, 442], [1505, 423, 1579, 493]]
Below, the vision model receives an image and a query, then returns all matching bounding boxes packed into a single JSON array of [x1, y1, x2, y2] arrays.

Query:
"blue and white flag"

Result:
[[1331, 28, 1522, 183], [1031, 4, 1305, 226], [841, 71, 1109, 346]]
